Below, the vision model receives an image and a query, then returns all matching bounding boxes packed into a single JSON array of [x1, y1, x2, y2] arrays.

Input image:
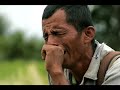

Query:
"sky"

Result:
[[0, 5, 47, 39], [0, 5, 94, 39]]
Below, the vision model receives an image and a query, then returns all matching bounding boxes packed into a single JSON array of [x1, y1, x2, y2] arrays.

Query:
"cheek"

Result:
[[60, 31, 81, 52], [61, 36, 79, 53]]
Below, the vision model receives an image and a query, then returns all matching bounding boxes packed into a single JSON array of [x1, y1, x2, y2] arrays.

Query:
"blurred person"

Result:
[[41, 5, 120, 85]]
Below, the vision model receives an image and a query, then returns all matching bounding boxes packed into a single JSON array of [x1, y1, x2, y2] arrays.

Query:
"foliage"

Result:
[[0, 14, 44, 60], [0, 15, 10, 36], [91, 5, 120, 50]]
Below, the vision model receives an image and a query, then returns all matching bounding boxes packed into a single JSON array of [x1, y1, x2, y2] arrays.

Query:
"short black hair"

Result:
[[42, 5, 94, 32]]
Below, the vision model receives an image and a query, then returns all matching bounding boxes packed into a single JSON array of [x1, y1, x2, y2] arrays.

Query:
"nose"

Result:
[[47, 35, 59, 46]]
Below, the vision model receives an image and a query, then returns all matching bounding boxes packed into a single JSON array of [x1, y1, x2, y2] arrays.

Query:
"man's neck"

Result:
[[71, 44, 95, 84]]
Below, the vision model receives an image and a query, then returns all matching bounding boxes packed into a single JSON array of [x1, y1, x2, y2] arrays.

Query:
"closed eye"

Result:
[[51, 31, 59, 35], [51, 30, 66, 36], [43, 33, 48, 41]]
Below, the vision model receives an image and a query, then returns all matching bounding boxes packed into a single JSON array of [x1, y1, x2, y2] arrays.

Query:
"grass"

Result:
[[0, 59, 49, 85]]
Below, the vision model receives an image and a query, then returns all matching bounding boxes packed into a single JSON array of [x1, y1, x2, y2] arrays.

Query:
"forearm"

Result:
[[41, 45, 68, 85], [49, 70, 69, 85]]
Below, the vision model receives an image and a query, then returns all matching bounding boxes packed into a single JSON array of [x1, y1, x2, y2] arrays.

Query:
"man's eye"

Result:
[[43, 33, 48, 41], [44, 36, 48, 41], [52, 31, 59, 35], [52, 31, 64, 36]]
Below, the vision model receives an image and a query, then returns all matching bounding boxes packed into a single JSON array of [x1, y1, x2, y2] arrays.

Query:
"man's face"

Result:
[[42, 9, 84, 68]]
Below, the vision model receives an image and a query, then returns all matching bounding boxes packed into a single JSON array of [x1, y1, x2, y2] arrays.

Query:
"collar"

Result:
[[83, 40, 114, 80]]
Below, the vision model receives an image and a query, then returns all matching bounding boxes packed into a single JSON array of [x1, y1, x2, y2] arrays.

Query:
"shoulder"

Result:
[[107, 56, 120, 74], [102, 57, 120, 85]]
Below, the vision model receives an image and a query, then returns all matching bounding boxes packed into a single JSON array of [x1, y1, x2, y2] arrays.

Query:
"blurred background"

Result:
[[0, 5, 120, 85]]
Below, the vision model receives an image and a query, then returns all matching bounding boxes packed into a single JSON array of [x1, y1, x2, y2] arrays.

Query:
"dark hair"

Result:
[[42, 5, 94, 32]]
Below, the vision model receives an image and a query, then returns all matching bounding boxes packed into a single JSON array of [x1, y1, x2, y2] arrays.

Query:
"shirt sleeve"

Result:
[[102, 57, 120, 85]]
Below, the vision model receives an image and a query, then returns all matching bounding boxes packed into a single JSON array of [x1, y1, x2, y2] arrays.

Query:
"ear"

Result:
[[83, 26, 96, 44]]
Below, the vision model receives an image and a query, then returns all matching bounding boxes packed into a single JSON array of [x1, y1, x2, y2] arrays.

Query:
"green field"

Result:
[[0, 59, 49, 85]]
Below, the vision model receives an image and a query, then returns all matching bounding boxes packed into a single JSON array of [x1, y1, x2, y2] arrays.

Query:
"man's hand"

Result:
[[41, 44, 69, 85], [41, 44, 64, 72]]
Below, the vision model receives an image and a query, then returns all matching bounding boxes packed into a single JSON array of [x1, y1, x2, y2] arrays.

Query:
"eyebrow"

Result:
[[53, 25, 68, 30]]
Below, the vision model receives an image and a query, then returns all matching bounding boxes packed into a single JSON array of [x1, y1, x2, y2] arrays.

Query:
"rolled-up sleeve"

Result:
[[102, 58, 120, 85]]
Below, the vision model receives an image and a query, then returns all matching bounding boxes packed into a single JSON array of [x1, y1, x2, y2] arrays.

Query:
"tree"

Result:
[[4, 30, 25, 59], [0, 13, 44, 60], [0, 14, 10, 60], [91, 5, 120, 50], [0, 15, 10, 36]]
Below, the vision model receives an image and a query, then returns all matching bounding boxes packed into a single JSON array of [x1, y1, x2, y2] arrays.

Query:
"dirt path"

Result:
[[27, 63, 47, 85]]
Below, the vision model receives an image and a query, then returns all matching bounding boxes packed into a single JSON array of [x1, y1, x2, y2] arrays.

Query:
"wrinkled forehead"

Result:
[[42, 18, 59, 31], [42, 9, 67, 27]]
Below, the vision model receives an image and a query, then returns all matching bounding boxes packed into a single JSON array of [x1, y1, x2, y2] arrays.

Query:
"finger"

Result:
[[58, 45, 65, 54]]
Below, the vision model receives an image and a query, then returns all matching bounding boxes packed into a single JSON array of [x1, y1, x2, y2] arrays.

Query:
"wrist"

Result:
[[48, 69, 69, 85], [48, 67, 64, 76], [46, 64, 63, 73]]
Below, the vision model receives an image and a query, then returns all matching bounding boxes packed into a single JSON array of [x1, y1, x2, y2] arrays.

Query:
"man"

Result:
[[41, 5, 120, 85]]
